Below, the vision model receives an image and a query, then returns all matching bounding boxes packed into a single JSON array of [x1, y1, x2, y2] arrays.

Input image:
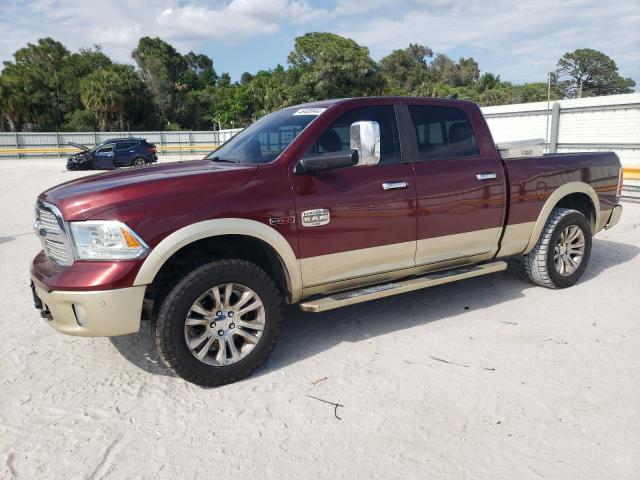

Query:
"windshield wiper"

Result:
[[209, 156, 240, 164]]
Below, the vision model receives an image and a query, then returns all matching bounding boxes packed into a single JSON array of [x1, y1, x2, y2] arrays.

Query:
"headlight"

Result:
[[69, 221, 149, 260]]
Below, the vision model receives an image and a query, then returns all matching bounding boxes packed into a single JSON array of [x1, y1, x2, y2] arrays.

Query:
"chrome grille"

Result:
[[38, 209, 61, 233], [43, 238, 71, 264], [35, 201, 74, 266]]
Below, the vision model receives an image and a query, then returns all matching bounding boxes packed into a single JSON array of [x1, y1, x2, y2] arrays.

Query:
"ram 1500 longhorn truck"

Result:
[[31, 97, 624, 386]]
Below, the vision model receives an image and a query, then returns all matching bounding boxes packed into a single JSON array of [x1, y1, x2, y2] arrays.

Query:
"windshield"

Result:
[[205, 107, 325, 164]]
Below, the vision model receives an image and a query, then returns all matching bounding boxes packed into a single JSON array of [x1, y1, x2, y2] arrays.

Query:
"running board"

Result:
[[299, 261, 508, 313]]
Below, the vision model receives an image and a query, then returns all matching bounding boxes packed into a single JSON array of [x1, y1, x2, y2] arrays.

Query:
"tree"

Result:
[[555, 48, 635, 98], [288, 32, 383, 99], [379, 44, 433, 94], [80, 65, 146, 130], [132, 37, 187, 124]]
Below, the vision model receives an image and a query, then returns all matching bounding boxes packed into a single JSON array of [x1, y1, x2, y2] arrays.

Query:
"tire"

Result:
[[153, 259, 284, 387], [524, 208, 592, 289], [132, 157, 146, 167]]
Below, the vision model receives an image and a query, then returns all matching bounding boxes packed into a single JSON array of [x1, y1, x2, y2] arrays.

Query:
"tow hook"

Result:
[[40, 308, 53, 321]]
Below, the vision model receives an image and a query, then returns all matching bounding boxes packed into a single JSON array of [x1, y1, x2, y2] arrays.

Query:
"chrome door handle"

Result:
[[476, 172, 497, 181], [382, 181, 408, 190]]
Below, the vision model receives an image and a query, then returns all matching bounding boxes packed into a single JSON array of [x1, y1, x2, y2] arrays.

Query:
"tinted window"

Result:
[[408, 106, 480, 160], [116, 141, 139, 150], [97, 144, 114, 153], [307, 106, 401, 165]]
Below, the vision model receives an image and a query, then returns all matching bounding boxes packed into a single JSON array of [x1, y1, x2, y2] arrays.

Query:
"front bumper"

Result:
[[31, 279, 145, 337]]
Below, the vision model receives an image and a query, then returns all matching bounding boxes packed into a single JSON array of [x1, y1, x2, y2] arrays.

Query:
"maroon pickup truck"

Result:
[[31, 97, 623, 386]]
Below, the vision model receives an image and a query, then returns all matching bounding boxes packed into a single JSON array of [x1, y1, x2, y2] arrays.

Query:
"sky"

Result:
[[1, 0, 638, 86]]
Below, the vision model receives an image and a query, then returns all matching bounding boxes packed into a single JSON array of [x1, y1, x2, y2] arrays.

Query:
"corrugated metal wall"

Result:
[[0, 129, 243, 157], [482, 93, 640, 167]]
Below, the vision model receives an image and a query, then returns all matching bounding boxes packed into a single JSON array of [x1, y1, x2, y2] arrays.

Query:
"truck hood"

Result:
[[40, 160, 258, 221]]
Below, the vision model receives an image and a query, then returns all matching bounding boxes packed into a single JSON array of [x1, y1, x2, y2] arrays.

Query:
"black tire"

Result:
[[524, 208, 592, 289], [132, 157, 146, 167], [153, 259, 284, 387]]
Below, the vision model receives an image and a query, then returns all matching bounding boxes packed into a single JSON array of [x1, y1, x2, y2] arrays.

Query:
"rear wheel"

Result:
[[524, 208, 592, 288], [132, 157, 146, 167], [153, 259, 284, 387]]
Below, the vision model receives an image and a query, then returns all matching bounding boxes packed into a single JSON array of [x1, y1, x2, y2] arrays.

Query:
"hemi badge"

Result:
[[269, 216, 296, 226], [301, 209, 330, 227]]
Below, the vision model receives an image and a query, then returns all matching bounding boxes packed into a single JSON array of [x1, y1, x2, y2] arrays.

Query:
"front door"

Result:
[[290, 105, 417, 288], [93, 143, 116, 169], [405, 104, 505, 266]]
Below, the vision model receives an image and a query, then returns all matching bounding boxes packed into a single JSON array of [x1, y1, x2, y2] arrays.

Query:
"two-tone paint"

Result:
[[32, 97, 623, 336]]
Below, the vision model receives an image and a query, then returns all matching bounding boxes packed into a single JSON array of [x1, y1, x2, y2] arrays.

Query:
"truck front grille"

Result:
[[38, 209, 62, 233], [35, 202, 74, 266], [43, 237, 72, 264]]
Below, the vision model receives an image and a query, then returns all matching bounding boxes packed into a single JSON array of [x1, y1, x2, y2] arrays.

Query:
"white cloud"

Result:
[[155, 0, 332, 42], [0, 0, 637, 85], [340, 0, 640, 83]]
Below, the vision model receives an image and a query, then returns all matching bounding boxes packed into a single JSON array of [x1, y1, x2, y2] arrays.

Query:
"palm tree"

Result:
[[80, 69, 120, 130]]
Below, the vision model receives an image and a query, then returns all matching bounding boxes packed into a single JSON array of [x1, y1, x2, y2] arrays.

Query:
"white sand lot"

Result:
[[1, 158, 639, 479]]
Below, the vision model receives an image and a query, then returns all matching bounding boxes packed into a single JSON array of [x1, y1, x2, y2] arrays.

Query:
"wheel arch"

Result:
[[134, 219, 302, 303], [523, 182, 600, 254]]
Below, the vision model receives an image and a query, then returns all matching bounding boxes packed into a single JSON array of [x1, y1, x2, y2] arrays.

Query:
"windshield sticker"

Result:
[[293, 108, 327, 116]]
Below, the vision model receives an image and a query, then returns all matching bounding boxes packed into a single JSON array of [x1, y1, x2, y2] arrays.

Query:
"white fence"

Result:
[[481, 93, 640, 168], [0, 129, 243, 158]]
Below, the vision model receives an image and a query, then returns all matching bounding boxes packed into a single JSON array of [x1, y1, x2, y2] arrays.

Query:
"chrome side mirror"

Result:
[[350, 121, 380, 166]]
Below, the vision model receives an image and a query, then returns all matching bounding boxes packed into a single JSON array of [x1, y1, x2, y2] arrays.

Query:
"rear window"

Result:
[[408, 106, 480, 161]]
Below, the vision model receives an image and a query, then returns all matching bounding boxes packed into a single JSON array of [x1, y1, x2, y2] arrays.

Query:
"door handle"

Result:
[[382, 181, 408, 190], [476, 172, 497, 181]]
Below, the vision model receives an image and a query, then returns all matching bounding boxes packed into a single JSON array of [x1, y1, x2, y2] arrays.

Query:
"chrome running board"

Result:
[[299, 261, 508, 313]]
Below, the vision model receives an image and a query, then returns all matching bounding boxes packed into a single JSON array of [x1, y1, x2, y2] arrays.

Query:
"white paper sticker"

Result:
[[293, 108, 327, 116]]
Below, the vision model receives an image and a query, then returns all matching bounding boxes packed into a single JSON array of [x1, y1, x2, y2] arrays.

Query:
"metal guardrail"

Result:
[[0, 129, 242, 158]]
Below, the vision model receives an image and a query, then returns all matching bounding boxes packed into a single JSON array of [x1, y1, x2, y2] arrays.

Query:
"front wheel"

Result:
[[524, 208, 592, 288], [153, 259, 284, 387]]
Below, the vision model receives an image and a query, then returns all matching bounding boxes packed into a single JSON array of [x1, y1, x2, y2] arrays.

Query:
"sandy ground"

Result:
[[0, 158, 639, 480]]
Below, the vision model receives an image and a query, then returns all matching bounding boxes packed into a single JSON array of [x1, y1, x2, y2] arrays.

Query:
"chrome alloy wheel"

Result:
[[184, 283, 265, 366], [554, 225, 585, 276]]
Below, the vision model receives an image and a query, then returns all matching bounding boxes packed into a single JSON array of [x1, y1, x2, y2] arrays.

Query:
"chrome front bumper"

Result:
[[32, 280, 146, 337]]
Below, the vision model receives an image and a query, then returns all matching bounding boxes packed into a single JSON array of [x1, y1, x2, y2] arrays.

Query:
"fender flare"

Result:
[[523, 181, 600, 253], [133, 218, 303, 303]]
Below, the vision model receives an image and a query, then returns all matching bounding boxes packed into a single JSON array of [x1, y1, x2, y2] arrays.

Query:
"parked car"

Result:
[[66, 138, 157, 170], [31, 97, 623, 387]]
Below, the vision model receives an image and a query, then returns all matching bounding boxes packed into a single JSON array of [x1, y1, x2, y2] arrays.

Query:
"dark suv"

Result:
[[66, 138, 157, 170]]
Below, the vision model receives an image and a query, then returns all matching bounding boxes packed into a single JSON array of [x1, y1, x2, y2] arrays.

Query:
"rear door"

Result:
[[290, 105, 417, 288], [114, 140, 138, 166], [404, 103, 505, 266]]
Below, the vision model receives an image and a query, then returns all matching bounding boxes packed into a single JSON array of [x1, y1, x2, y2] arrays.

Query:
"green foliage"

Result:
[[0, 35, 635, 132], [60, 109, 98, 131], [554, 48, 635, 98], [288, 32, 383, 99]]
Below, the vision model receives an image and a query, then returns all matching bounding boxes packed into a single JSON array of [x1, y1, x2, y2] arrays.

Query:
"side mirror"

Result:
[[295, 150, 358, 174], [350, 121, 380, 166]]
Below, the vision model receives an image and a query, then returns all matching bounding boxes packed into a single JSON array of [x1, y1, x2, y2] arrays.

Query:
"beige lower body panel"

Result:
[[300, 241, 416, 287], [497, 221, 536, 257], [33, 282, 146, 337], [299, 223, 544, 299], [415, 227, 502, 266]]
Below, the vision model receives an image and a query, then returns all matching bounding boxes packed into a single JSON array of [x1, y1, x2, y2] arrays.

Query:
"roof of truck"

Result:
[[290, 96, 478, 110]]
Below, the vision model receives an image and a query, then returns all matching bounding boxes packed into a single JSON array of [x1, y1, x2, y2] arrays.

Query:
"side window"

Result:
[[408, 106, 480, 161], [308, 105, 401, 165], [97, 144, 114, 154], [116, 141, 138, 150]]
